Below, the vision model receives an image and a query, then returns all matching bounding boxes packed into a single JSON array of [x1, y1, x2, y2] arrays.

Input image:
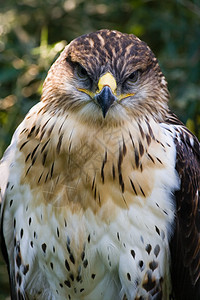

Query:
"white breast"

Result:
[[1, 118, 179, 299]]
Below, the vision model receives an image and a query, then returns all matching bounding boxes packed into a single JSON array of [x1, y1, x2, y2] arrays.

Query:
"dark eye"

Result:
[[128, 70, 139, 82], [76, 64, 89, 79]]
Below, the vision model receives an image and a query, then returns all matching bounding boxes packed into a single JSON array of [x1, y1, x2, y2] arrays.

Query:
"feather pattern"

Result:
[[0, 29, 199, 299], [166, 114, 200, 299]]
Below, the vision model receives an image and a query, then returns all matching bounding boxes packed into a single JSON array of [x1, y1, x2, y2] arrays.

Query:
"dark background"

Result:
[[0, 0, 200, 298]]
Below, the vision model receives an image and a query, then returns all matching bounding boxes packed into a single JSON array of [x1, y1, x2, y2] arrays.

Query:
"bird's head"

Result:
[[42, 29, 169, 125]]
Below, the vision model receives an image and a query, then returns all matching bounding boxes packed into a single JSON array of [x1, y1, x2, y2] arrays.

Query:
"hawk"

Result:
[[0, 29, 200, 300]]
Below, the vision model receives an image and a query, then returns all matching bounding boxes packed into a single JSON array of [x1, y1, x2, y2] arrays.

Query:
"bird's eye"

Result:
[[122, 69, 141, 92], [76, 64, 89, 80], [128, 70, 139, 82], [123, 69, 140, 91]]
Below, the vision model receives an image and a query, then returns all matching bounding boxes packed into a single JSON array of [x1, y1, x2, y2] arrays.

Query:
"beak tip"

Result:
[[102, 110, 107, 118], [96, 85, 116, 118]]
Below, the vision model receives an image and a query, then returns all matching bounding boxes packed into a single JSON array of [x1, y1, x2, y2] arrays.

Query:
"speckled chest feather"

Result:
[[3, 106, 179, 300]]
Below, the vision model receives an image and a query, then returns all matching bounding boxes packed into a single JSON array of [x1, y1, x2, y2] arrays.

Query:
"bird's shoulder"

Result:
[[165, 112, 200, 299]]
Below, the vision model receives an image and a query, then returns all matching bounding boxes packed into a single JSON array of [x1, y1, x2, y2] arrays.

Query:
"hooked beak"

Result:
[[95, 72, 117, 118], [78, 72, 135, 118]]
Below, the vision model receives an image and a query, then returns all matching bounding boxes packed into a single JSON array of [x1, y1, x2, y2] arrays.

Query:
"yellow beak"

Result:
[[97, 72, 135, 100], [95, 72, 117, 117], [78, 72, 135, 117], [97, 72, 117, 94]]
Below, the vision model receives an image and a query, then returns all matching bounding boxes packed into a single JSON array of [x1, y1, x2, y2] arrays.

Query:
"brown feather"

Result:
[[167, 114, 200, 299]]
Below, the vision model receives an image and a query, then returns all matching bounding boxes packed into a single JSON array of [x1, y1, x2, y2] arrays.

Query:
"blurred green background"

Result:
[[0, 0, 200, 298]]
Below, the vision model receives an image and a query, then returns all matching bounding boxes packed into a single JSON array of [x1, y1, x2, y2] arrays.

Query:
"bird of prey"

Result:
[[0, 29, 199, 300]]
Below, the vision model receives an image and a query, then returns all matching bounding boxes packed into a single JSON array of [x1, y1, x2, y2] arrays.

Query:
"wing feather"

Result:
[[0, 128, 21, 299], [167, 114, 200, 299]]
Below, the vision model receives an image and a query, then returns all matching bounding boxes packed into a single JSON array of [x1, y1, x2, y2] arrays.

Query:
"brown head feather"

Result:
[[41, 29, 169, 125]]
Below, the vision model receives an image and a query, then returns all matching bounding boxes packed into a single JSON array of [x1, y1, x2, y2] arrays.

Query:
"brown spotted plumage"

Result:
[[0, 29, 199, 300]]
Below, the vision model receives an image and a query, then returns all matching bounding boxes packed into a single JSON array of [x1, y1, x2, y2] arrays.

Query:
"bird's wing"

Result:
[[0, 127, 21, 300], [0, 125, 21, 200], [167, 114, 200, 299]]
